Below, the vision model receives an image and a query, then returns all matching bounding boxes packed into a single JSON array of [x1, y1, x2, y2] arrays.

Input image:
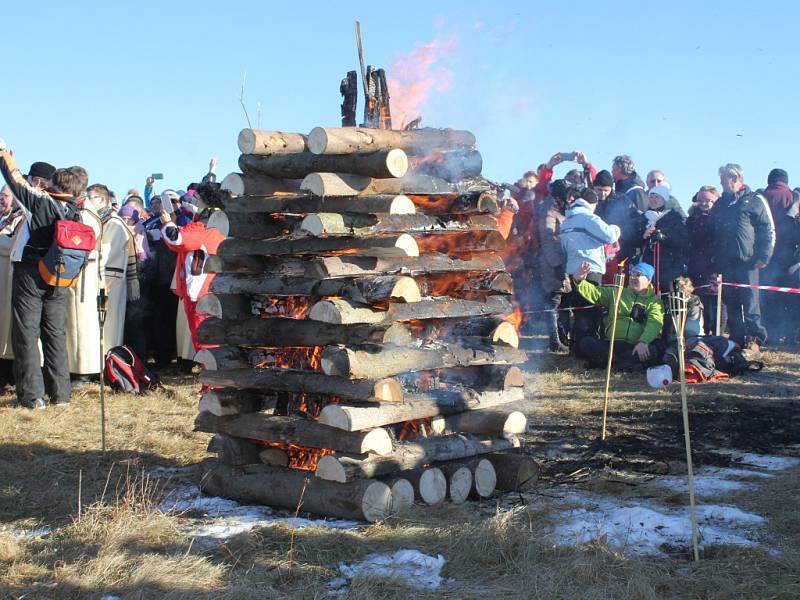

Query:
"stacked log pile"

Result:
[[197, 125, 536, 522]]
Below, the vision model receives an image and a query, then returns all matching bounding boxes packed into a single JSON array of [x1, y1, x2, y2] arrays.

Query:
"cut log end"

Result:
[[238, 129, 307, 155], [472, 458, 497, 498], [362, 428, 394, 456], [394, 233, 419, 258], [418, 468, 447, 505], [503, 411, 528, 435], [504, 366, 525, 388], [206, 210, 229, 237], [307, 127, 330, 155], [385, 148, 409, 178], [361, 480, 394, 522], [388, 479, 415, 513], [492, 321, 520, 348], [447, 466, 473, 504], [315, 454, 347, 483], [390, 195, 416, 215]]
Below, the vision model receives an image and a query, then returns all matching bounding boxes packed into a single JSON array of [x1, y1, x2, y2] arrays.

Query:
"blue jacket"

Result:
[[560, 200, 621, 275]]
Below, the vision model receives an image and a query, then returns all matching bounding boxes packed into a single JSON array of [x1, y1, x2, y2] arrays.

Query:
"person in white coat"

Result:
[[1, 185, 23, 389]]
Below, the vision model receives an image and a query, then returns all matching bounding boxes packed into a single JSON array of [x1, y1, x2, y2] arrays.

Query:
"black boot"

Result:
[[548, 312, 568, 353]]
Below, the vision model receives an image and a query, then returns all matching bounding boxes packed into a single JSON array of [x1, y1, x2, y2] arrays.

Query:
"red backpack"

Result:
[[38, 197, 96, 288], [104, 346, 160, 394]]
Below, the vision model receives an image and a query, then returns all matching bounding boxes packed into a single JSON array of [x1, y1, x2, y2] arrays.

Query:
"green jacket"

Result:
[[575, 280, 664, 344]]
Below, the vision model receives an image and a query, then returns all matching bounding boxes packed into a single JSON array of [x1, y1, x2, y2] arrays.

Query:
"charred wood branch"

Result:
[[340, 70, 358, 127]]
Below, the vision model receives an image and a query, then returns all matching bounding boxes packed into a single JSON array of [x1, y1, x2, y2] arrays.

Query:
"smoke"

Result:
[[387, 35, 459, 128]]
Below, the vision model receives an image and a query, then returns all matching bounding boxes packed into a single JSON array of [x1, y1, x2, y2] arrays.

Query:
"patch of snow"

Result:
[[146, 465, 193, 478], [553, 491, 764, 555], [6, 526, 52, 539], [729, 452, 800, 471], [100, 596, 121, 600], [161, 485, 360, 546], [654, 466, 774, 497], [331, 549, 446, 592]]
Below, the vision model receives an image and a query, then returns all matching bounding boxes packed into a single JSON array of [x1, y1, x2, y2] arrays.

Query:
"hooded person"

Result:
[[636, 184, 688, 294], [571, 261, 665, 371]]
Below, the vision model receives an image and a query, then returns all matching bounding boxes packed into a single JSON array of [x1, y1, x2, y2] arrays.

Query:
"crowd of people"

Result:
[[502, 152, 799, 373], [2, 138, 798, 407], [0, 138, 225, 409]]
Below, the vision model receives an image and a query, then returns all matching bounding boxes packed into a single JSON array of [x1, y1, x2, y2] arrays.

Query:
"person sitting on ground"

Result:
[[571, 260, 664, 371], [635, 185, 688, 294]]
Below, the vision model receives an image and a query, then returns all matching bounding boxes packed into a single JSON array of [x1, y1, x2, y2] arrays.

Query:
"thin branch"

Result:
[[240, 72, 253, 129]]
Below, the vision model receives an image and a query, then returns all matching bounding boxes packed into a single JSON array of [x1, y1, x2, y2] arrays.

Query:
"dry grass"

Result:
[[0, 345, 799, 599]]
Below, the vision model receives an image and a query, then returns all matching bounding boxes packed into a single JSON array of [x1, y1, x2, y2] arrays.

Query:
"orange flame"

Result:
[[252, 296, 316, 319], [254, 346, 324, 371], [505, 302, 524, 329], [387, 36, 458, 128], [398, 418, 434, 442], [259, 441, 334, 472]]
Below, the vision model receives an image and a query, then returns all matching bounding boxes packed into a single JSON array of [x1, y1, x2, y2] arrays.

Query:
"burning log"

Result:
[[209, 274, 420, 303], [199, 389, 266, 416], [415, 230, 505, 255], [431, 410, 528, 438], [317, 388, 524, 431], [239, 149, 409, 179], [300, 173, 491, 198], [200, 368, 404, 403], [406, 192, 499, 216], [315, 434, 519, 482], [487, 452, 540, 492], [237, 129, 308, 155], [200, 460, 393, 523], [194, 346, 248, 370], [307, 126, 476, 155], [445, 318, 520, 348], [197, 316, 398, 347], [320, 343, 527, 379], [259, 447, 290, 467], [223, 193, 416, 215], [208, 434, 263, 466], [217, 233, 419, 258], [416, 271, 514, 297], [411, 149, 483, 182], [194, 412, 393, 456], [437, 463, 473, 504], [220, 212, 300, 240], [306, 296, 513, 325], [308, 253, 506, 278], [299, 213, 498, 237], [220, 172, 301, 197]]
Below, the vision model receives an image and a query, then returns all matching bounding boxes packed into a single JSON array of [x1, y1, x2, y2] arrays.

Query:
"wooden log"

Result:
[[220, 172, 301, 197], [204, 255, 310, 275], [237, 129, 308, 155], [194, 412, 393, 456], [471, 458, 497, 498], [487, 452, 540, 492], [299, 213, 498, 238], [206, 210, 230, 237], [222, 212, 297, 240], [310, 253, 506, 278], [198, 389, 264, 416], [417, 271, 514, 298], [438, 365, 524, 391], [217, 234, 419, 258], [411, 149, 483, 182], [197, 316, 395, 347], [240, 149, 408, 180], [318, 388, 524, 431], [321, 343, 528, 379], [407, 191, 499, 216], [200, 460, 392, 523], [436, 410, 528, 438], [300, 172, 490, 198], [259, 447, 290, 467], [315, 434, 519, 482], [223, 193, 416, 215], [307, 127, 476, 155], [415, 230, 506, 255], [207, 434, 263, 466], [307, 296, 513, 326], [209, 274, 420, 303], [196, 294, 252, 321], [384, 468, 446, 506], [385, 478, 414, 513], [447, 318, 520, 349], [194, 347, 248, 370], [200, 368, 403, 403], [437, 463, 473, 504]]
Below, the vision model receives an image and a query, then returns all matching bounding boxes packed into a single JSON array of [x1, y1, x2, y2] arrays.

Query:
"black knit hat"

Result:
[[768, 168, 788, 186], [581, 188, 599, 204], [27, 161, 56, 180], [593, 169, 614, 188], [549, 179, 572, 202]]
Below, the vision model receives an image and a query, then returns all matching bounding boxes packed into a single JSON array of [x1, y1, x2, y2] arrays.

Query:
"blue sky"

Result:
[[3, 0, 798, 205]]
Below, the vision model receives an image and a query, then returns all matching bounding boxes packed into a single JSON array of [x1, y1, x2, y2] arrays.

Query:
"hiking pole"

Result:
[[715, 274, 723, 336], [601, 264, 626, 440], [98, 284, 108, 453], [669, 287, 700, 562]]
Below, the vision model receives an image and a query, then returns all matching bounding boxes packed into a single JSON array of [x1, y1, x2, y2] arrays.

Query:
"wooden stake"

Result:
[[715, 273, 723, 336], [601, 268, 627, 440], [669, 288, 701, 562]]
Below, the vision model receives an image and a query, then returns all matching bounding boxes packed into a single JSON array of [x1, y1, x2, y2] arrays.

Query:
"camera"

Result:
[[650, 229, 665, 243], [630, 303, 647, 324]]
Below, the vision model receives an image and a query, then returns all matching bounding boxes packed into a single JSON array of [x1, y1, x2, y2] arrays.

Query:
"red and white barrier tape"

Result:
[[721, 282, 800, 294]]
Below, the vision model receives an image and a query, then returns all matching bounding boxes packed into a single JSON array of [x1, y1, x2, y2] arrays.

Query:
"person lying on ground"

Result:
[[571, 260, 664, 371]]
